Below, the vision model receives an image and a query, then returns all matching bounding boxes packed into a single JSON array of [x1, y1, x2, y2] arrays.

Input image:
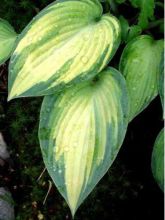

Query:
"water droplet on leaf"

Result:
[[58, 169, 62, 174], [81, 56, 88, 64], [133, 59, 139, 63], [53, 166, 57, 172]]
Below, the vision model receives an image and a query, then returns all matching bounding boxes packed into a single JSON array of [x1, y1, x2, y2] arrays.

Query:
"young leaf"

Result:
[[126, 25, 142, 43], [151, 128, 164, 192], [39, 67, 129, 216], [119, 16, 129, 43], [119, 35, 164, 121], [8, 0, 121, 100], [119, 16, 142, 43], [0, 18, 17, 65], [129, 0, 155, 29]]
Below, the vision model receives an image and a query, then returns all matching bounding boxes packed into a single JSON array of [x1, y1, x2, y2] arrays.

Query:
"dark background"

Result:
[[0, 0, 164, 219]]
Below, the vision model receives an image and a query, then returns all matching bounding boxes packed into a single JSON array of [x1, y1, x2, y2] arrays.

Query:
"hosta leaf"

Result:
[[39, 67, 129, 216], [151, 128, 164, 191], [119, 35, 164, 121], [8, 0, 121, 100], [0, 19, 17, 65], [158, 52, 164, 117]]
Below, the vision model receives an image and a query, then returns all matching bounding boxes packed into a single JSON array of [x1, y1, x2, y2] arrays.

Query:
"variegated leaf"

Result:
[[39, 67, 129, 216], [119, 35, 164, 121], [0, 19, 17, 65], [8, 0, 121, 100], [151, 128, 164, 192]]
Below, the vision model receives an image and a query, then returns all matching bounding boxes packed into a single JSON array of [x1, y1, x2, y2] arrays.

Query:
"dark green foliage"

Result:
[[0, 0, 164, 219], [115, 0, 126, 4], [129, 0, 155, 29], [119, 16, 129, 42], [119, 16, 142, 43], [0, 0, 52, 32], [126, 25, 142, 42]]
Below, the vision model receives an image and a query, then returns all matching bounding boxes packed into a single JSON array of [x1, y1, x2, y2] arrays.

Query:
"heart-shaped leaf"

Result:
[[0, 18, 17, 65], [39, 67, 129, 216], [8, 0, 121, 100], [151, 128, 164, 192], [119, 35, 164, 121]]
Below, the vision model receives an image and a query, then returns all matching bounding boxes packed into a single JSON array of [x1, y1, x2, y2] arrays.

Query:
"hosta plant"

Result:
[[0, 0, 164, 217]]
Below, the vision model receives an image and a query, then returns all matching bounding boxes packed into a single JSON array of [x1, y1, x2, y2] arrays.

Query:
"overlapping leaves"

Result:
[[4, 0, 163, 217]]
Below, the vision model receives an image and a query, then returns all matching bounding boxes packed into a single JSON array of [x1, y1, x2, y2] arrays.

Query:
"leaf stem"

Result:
[[43, 180, 52, 205], [37, 167, 46, 181]]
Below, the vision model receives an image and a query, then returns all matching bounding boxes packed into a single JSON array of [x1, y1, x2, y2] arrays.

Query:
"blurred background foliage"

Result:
[[0, 0, 164, 219]]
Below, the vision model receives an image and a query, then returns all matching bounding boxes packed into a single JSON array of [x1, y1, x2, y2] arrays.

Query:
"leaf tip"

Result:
[[7, 93, 16, 101], [70, 206, 77, 219], [67, 199, 79, 219]]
